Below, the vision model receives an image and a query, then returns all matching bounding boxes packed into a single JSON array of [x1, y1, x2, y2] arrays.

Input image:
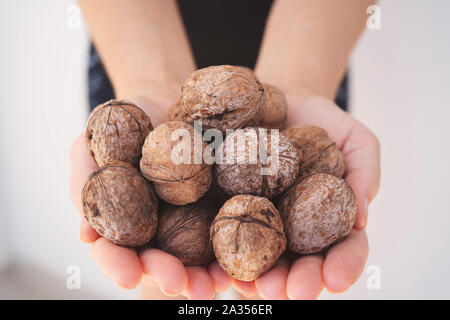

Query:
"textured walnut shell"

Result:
[[282, 125, 345, 179], [167, 99, 184, 121], [181, 65, 265, 132], [86, 99, 153, 167], [155, 200, 215, 266], [140, 121, 212, 205], [260, 83, 288, 130], [82, 161, 158, 247], [211, 195, 286, 281], [215, 127, 300, 198], [278, 174, 356, 254]]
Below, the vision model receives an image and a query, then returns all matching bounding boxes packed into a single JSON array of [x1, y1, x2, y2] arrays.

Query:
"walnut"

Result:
[[167, 99, 184, 121], [278, 174, 356, 254], [211, 195, 286, 281], [215, 127, 300, 198], [260, 83, 288, 130], [140, 121, 212, 205], [282, 125, 345, 179], [86, 99, 153, 167], [81, 161, 158, 247], [180, 65, 265, 132], [155, 200, 215, 266]]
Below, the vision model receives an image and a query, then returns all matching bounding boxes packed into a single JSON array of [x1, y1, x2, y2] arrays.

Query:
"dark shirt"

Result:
[[88, 0, 347, 111]]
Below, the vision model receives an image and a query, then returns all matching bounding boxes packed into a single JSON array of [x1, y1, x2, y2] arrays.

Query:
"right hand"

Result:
[[69, 96, 232, 299]]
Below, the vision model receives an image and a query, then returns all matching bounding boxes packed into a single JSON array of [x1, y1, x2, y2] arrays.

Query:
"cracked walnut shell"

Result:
[[140, 121, 212, 205], [210, 195, 286, 281], [282, 125, 345, 179], [86, 99, 153, 167], [155, 200, 215, 266], [278, 173, 357, 254], [82, 161, 158, 247], [215, 127, 300, 198], [181, 65, 265, 132]]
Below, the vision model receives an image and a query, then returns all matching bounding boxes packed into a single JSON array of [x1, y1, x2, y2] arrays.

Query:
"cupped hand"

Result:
[[69, 96, 232, 299], [233, 92, 380, 299]]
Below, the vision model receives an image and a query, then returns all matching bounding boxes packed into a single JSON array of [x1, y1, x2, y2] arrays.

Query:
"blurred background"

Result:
[[0, 0, 449, 299]]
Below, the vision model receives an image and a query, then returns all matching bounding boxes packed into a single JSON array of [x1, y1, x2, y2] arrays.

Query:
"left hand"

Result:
[[232, 91, 380, 299]]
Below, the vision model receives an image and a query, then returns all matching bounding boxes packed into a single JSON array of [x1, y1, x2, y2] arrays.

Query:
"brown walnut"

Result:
[[282, 125, 345, 179], [278, 173, 356, 254], [211, 195, 286, 281], [215, 127, 300, 198], [82, 161, 158, 247], [260, 83, 288, 130], [181, 65, 265, 132], [155, 200, 215, 266], [86, 99, 153, 167], [140, 121, 212, 205]]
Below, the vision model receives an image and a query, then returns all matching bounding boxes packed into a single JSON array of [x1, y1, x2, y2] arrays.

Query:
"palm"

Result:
[[71, 95, 379, 300], [232, 94, 380, 299], [70, 98, 229, 299]]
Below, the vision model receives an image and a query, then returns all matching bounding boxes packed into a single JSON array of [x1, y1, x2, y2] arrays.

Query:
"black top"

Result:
[[88, 0, 347, 111]]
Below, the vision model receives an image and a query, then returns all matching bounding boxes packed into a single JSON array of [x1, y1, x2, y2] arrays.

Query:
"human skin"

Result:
[[72, 0, 379, 300]]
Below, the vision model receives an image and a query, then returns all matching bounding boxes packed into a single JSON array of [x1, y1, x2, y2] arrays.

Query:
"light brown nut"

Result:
[[215, 127, 300, 198], [82, 161, 158, 247], [278, 173, 357, 254], [140, 121, 212, 205], [155, 200, 215, 266], [86, 99, 153, 167], [282, 124, 345, 179], [167, 99, 184, 121], [211, 195, 286, 281], [260, 83, 288, 130], [181, 65, 265, 132]]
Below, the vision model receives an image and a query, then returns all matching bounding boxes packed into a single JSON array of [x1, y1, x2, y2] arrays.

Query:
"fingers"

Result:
[[343, 126, 381, 229], [207, 261, 232, 292], [323, 229, 369, 293], [255, 258, 289, 300], [232, 279, 258, 298], [140, 248, 188, 296], [184, 266, 216, 300], [70, 133, 100, 242], [90, 237, 142, 289], [80, 217, 99, 243], [286, 255, 324, 300]]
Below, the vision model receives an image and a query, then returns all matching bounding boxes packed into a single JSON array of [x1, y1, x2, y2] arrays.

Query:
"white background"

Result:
[[0, 0, 449, 299]]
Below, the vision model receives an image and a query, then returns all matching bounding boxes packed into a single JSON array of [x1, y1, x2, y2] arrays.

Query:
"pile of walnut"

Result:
[[81, 65, 356, 282]]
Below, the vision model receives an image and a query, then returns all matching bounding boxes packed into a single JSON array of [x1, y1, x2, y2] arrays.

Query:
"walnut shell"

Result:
[[181, 65, 265, 132], [282, 125, 345, 179], [140, 121, 212, 205], [81, 161, 158, 247], [211, 195, 286, 281], [215, 127, 300, 198], [86, 99, 153, 167], [278, 173, 356, 254], [167, 99, 184, 121], [155, 200, 215, 266], [260, 83, 288, 130]]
